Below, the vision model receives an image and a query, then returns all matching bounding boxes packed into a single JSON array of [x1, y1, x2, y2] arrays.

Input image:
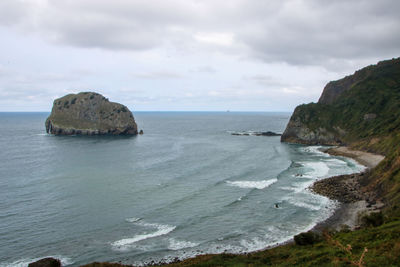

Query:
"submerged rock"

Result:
[[255, 131, 282, 136], [28, 257, 61, 267], [45, 92, 138, 135], [231, 131, 281, 136]]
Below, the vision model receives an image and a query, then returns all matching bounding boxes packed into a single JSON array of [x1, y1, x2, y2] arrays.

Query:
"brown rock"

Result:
[[28, 257, 61, 267], [45, 92, 138, 135]]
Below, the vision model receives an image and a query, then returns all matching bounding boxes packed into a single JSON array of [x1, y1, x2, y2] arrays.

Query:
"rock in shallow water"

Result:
[[28, 257, 61, 267], [45, 92, 138, 135]]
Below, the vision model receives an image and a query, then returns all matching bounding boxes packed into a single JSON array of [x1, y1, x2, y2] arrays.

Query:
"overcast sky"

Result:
[[0, 0, 399, 111]]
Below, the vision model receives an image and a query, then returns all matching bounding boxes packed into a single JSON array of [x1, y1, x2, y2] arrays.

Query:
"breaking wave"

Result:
[[226, 179, 277, 189], [112, 221, 176, 250]]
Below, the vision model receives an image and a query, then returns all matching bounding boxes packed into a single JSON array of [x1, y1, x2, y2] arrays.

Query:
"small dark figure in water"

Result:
[[275, 203, 279, 208]]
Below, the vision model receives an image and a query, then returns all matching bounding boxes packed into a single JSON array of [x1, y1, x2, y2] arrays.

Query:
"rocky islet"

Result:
[[45, 92, 138, 135]]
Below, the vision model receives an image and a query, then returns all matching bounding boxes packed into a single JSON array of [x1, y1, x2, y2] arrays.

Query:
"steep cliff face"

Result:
[[280, 104, 344, 145], [45, 92, 138, 135], [281, 57, 400, 149], [318, 66, 374, 104]]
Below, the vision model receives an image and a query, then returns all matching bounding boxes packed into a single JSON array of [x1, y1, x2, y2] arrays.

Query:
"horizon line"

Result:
[[0, 110, 293, 113]]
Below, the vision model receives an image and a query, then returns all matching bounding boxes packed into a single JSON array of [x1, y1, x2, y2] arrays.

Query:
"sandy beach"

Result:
[[326, 146, 385, 169], [312, 146, 385, 231]]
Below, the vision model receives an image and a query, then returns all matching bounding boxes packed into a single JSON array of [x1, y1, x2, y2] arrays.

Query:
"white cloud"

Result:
[[132, 71, 183, 80], [194, 32, 234, 47]]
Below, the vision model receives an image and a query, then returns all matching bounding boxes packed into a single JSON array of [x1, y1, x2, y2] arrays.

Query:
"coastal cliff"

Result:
[[45, 92, 138, 135], [282, 57, 400, 206], [281, 57, 400, 151]]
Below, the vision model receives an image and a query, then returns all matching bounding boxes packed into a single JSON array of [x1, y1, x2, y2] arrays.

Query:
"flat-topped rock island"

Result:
[[45, 92, 138, 135]]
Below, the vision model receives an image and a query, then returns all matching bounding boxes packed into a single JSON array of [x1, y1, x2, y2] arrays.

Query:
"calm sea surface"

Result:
[[0, 112, 365, 266]]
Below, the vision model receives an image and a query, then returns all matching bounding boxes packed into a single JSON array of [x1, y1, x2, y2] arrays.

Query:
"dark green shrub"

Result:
[[361, 211, 384, 227], [294, 231, 321, 246]]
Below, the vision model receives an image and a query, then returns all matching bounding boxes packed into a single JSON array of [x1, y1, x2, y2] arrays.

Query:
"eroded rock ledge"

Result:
[[45, 92, 138, 135]]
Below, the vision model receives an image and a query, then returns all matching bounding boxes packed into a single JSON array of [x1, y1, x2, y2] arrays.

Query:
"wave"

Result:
[[126, 217, 141, 223], [240, 237, 271, 252], [239, 230, 291, 253], [300, 146, 329, 157], [226, 179, 277, 189], [286, 199, 321, 211], [301, 161, 330, 179], [168, 238, 199, 250], [0, 256, 74, 267], [279, 186, 298, 192], [111, 221, 176, 250]]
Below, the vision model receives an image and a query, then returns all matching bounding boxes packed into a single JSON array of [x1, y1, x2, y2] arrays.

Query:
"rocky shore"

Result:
[[311, 147, 385, 231]]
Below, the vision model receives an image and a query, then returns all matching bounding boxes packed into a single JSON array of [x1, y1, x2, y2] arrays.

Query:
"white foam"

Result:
[[287, 199, 321, 211], [228, 131, 255, 136], [302, 161, 330, 179], [240, 237, 270, 252], [226, 179, 277, 189], [279, 186, 298, 192], [301, 146, 329, 157], [324, 158, 348, 165], [0, 256, 74, 267], [111, 222, 176, 249], [168, 238, 199, 250]]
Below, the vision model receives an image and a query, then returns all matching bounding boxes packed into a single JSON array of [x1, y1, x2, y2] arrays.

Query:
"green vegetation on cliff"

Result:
[[281, 58, 400, 151]]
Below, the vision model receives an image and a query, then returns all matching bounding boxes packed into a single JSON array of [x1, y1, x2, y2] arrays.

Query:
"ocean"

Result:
[[0, 112, 365, 266]]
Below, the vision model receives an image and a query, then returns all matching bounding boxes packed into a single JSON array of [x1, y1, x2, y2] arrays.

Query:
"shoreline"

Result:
[[312, 146, 385, 231], [130, 146, 386, 264], [147, 146, 386, 265], [324, 146, 384, 169], [32, 146, 386, 267]]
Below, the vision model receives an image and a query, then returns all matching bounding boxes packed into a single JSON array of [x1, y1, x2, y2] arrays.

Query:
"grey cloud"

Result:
[[34, 0, 201, 50], [237, 0, 400, 66], [1, 0, 399, 68], [0, 0, 30, 26]]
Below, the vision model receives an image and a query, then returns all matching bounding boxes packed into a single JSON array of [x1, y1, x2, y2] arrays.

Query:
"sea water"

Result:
[[0, 112, 365, 266]]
